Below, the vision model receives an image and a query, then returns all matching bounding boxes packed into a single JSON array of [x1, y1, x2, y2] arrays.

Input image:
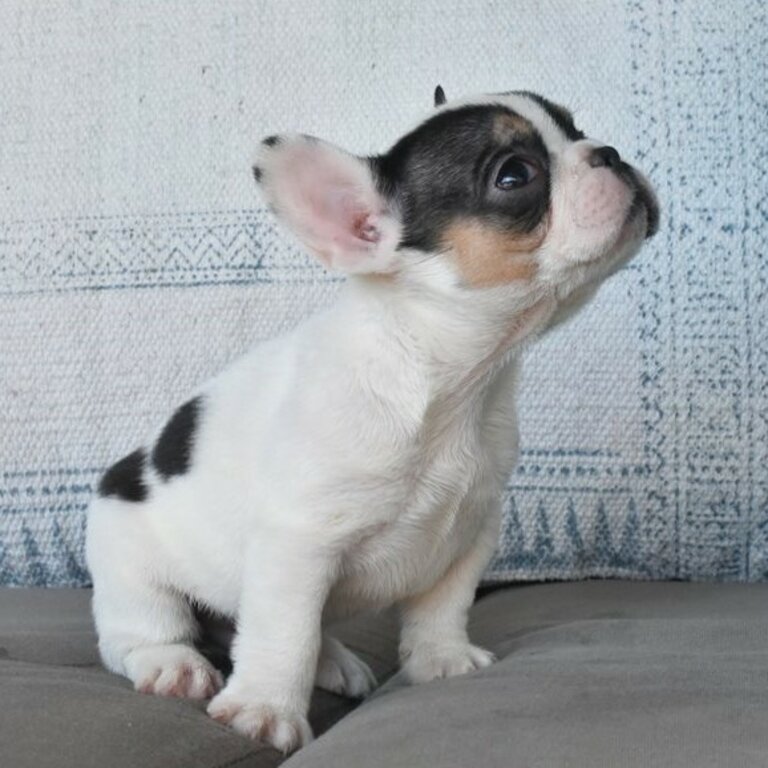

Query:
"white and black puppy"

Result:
[[86, 88, 658, 753]]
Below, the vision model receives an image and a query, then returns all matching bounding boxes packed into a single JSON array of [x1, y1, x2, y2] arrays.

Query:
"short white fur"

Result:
[[86, 91, 656, 754]]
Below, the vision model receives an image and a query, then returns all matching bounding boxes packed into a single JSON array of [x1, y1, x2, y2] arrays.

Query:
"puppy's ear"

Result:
[[252, 135, 401, 274], [434, 85, 446, 107]]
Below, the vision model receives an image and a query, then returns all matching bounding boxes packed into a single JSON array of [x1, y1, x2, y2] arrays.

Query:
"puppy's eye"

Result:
[[494, 156, 540, 190]]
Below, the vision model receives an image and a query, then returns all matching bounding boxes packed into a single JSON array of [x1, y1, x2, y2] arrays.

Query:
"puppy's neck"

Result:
[[342, 272, 556, 397]]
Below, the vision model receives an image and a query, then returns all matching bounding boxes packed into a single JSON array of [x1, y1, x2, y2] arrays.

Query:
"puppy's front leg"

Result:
[[399, 509, 500, 684], [207, 536, 335, 753]]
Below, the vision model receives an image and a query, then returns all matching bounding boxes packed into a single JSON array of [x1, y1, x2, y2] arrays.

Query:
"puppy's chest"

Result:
[[334, 422, 493, 606]]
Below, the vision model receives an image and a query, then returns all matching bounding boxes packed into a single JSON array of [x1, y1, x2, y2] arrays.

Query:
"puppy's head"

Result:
[[253, 89, 658, 314]]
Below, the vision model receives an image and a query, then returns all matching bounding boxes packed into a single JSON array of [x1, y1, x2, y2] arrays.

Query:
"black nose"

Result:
[[589, 145, 622, 169]]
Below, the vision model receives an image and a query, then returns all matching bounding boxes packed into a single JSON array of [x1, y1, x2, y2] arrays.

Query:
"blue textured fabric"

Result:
[[0, 1, 765, 585]]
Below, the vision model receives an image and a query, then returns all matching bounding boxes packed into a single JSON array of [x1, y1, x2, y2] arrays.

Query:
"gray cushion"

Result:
[[285, 582, 768, 768], [4, 583, 767, 767], [0, 588, 399, 768]]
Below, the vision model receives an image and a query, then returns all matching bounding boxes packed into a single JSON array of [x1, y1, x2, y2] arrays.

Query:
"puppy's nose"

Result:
[[589, 145, 622, 169]]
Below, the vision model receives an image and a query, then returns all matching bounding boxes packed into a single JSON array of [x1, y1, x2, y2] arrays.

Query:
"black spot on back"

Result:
[[98, 449, 148, 502], [152, 397, 203, 480], [515, 91, 586, 141], [372, 104, 550, 252]]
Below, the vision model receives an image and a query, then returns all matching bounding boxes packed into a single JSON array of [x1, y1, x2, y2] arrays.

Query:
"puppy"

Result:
[[86, 87, 658, 753]]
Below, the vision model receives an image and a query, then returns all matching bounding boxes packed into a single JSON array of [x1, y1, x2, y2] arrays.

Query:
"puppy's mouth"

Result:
[[633, 184, 660, 239], [619, 165, 659, 239]]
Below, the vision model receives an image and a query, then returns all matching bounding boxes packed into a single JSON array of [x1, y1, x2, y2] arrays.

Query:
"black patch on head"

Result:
[[98, 449, 148, 503], [152, 397, 203, 480], [252, 165, 263, 182], [515, 91, 586, 141], [434, 85, 446, 107], [262, 135, 281, 147], [371, 104, 550, 252]]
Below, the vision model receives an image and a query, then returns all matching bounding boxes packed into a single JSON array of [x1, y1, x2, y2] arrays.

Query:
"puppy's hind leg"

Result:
[[86, 497, 223, 699], [315, 634, 377, 699]]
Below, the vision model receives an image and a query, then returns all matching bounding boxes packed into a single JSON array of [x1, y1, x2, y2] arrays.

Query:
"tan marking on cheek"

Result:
[[443, 219, 546, 288], [493, 113, 535, 142]]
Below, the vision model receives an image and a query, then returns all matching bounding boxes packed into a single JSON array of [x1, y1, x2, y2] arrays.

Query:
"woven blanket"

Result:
[[1, 1, 765, 586]]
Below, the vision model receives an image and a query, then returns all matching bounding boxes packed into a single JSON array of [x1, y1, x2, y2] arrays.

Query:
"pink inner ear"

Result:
[[270, 141, 396, 271], [352, 212, 381, 243], [302, 181, 381, 250]]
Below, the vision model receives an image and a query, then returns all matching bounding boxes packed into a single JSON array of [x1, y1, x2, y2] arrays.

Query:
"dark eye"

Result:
[[494, 156, 540, 190]]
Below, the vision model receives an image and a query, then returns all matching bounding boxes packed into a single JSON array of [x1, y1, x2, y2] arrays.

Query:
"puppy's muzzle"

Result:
[[590, 145, 659, 239], [588, 145, 622, 170]]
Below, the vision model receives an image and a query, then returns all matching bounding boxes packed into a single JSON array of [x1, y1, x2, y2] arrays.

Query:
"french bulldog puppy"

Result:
[[87, 87, 658, 753]]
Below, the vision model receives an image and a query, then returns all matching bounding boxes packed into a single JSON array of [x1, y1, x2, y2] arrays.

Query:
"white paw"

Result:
[[315, 636, 377, 698], [401, 642, 496, 684], [124, 644, 224, 699], [207, 690, 312, 754]]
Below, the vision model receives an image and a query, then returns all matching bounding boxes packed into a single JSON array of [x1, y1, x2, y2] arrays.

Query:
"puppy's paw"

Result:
[[316, 636, 377, 699], [125, 644, 224, 699], [208, 691, 312, 754], [401, 642, 495, 684]]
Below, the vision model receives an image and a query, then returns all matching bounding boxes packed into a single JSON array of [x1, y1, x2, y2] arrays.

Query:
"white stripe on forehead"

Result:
[[410, 91, 573, 154]]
